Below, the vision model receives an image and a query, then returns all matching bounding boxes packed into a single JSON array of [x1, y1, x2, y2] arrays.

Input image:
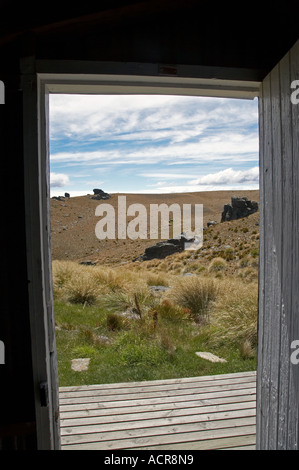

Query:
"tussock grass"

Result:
[[157, 299, 191, 323], [207, 278, 258, 350], [52, 260, 80, 293], [106, 312, 128, 331], [208, 257, 227, 273], [53, 256, 258, 386], [65, 272, 100, 305], [142, 271, 170, 287], [166, 276, 218, 322]]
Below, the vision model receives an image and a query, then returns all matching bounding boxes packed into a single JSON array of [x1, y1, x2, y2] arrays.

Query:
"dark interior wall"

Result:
[[0, 1, 298, 449], [33, 0, 298, 74], [0, 1, 299, 76], [0, 55, 37, 449]]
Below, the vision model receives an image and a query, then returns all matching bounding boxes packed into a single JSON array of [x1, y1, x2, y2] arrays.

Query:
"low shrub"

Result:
[[240, 339, 256, 359], [208, 257, 227, 273], [144, 272, 169, 287], [208, 279, 258, 348], [72, 345, 97, 358], [106, 312, 125, 331], [250, 248, 259, 258], [183, 262, 205, 274], [115, 333, 168, 367], [157, 299, 191, 323], [52, 260, 79, 297], [100, 285, 157, 318], [65, 272, 99, 305], [167, 276, 218, 322]]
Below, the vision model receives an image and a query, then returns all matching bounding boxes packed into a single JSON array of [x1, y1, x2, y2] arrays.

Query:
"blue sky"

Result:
[[49, 94, 259, 197]]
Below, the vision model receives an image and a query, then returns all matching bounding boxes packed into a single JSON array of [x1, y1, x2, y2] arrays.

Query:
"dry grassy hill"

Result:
[[50, 190, 259, 274], [52, 191, 260, 385]]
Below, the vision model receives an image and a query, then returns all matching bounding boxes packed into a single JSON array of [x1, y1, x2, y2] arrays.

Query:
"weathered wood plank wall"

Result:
[[257, 39, 299, 449]]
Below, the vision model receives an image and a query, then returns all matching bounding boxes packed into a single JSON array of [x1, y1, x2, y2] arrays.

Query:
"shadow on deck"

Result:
[[59, 371, 256, 450]]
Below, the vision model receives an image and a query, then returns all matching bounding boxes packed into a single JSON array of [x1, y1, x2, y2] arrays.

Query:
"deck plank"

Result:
[[59, 371, 256, 394], [59, 371, 256, 450], [60, 401, 256, 426], [59, 383, 256, 405], [59, 371, 256, 393]]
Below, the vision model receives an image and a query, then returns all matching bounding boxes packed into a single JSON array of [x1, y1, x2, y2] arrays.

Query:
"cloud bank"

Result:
[[190, 167, 259, 186], [49, 94, 259, 195], [50, 172, 70, 187]]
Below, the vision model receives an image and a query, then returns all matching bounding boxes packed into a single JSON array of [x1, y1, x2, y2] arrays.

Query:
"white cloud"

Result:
[[139, 172, 197, 179], [190, 167, 259, 185], [50, 189, 91, 198], [50, 94, 258, 147], [49, 94, 259, 194], [50, 172, 70, 187], [51, 131, 258, 166]]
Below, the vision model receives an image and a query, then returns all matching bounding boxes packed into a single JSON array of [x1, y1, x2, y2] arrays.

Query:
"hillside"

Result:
[[52, 191, 260, 386], [50, 190, 259, 273]]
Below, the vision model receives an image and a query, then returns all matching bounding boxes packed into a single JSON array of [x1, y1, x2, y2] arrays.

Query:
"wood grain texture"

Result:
[[257, 39, 299, 450], [59, 371, 256, 450]]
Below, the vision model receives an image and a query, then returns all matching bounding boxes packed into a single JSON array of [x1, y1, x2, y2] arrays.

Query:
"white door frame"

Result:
[[22, 58, 260, 449]]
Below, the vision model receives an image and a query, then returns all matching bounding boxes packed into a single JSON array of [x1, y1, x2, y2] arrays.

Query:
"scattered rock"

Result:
[[120, 308, 141, 320], [207, 220, 218, 227], [79, 260, 96, 266], [221, 196, 258, 222], [195, 352, 227, 363], [134, 233, 198, 262], [149, 285, 170, 293], [71, 358, 90, 371], [144, 242, 183, 260], [91, 189, 111, 200], [52, 196, 65, 201], [97, 335, 113, 345]]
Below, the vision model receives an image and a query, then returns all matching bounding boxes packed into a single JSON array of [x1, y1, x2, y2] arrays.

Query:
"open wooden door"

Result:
[[257, 39, 299, 449], [20, 39, 299, 449], [22, 57, 60, 450]]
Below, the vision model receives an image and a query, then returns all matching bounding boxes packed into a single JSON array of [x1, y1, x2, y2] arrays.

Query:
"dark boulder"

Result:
[[91, 189, 111, 200], [133, 233, 196, 262], [221, 196, 258, 222], [143, 242, 183, 260]]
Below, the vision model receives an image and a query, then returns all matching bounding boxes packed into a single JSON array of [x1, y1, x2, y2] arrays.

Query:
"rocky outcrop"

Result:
[[221, 196, 258, 222], [133, 233, 196, 262], [207, 220, 218, 227], [91, 188, 111, 200]]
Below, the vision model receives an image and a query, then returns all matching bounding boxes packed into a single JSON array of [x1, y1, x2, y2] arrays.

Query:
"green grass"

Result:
[[54, 277, 257, 386], [53, 260, 257, 386]]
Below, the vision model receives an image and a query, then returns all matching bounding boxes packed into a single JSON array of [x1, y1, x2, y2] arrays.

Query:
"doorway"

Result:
[[49, 92, 259, 388], [23, 66, 261, 448]]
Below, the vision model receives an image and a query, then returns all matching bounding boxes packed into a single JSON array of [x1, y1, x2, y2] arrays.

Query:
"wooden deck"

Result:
[[59, 371, 256, 450]]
